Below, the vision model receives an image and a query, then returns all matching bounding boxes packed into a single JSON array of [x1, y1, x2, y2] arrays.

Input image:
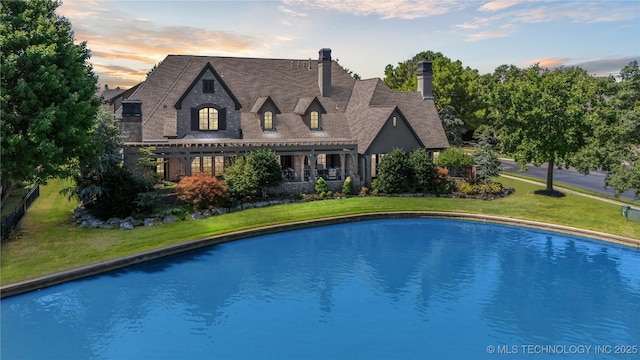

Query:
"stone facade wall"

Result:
[[177, 70, 241, 139], [268, 176, 362, 196]]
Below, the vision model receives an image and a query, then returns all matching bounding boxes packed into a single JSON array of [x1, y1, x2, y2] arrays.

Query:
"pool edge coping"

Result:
[[2, 212, 638, 298]]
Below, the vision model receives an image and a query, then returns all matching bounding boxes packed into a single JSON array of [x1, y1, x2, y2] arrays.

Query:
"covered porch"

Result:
[[123, 139, 359, 188]]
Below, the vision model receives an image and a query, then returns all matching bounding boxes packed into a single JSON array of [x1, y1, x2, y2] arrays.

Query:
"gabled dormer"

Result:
[[293, 97, 327, 130], [250, 96, 281, 131], [174, 62, 241, 111], [173, 62, 243, 138]]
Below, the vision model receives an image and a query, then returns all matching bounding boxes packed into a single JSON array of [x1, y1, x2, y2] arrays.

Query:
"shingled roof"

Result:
[[125, 53, 448, 151]]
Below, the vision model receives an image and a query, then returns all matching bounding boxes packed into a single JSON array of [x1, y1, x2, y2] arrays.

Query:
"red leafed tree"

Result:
[[175, 173, 229, 210]]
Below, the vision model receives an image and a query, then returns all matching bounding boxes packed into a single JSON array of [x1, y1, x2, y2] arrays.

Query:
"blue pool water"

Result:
[[1, 219, 639, 359]]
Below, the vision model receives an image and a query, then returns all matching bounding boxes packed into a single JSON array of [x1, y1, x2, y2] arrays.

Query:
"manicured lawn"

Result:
[[1, 177, 638, 285]]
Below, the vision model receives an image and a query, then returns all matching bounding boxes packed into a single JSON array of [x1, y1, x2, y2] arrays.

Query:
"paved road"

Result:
[[500, 159, 639, 203]]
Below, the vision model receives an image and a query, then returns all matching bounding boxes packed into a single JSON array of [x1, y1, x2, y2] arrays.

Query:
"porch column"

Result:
[[184, 156, 193, 176], [339, 153, 346, 180], [363, 155, 372, 186], [348, 152, 357, 178], [307, 153, 317, 183], [294, 155, 305, 182]]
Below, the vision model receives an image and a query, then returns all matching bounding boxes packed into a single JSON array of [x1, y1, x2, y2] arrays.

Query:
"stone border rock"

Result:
[[2, 212, 637, 299], [72, 199, 300, 230]]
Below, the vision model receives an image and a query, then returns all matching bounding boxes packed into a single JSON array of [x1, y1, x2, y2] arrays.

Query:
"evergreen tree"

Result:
[[472, 126, 502, 184]]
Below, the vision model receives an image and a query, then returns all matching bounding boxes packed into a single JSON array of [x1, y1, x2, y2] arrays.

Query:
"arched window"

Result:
[[199, 107, 218, 130], [310, 111, 319, 129], [264, 111, 273, 130]]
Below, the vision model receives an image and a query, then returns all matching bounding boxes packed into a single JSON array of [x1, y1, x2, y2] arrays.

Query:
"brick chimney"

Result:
[[417, 60, 433, 100], [318, 48, 331, 97]]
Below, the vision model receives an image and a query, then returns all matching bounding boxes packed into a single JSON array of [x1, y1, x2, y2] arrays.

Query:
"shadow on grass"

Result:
[[534, 189, 566, 198]]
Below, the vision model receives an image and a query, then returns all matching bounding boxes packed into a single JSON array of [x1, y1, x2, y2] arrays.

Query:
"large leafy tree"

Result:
[[490, 64, 595, 193], [1, 0, 99, 186], [573, 61, 640, 198], [247, 148, 283, 199], [384, 50, 487, 131], [224, 149, 283, 200]]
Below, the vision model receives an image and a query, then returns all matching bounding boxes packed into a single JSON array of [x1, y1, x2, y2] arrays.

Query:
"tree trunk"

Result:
[[546, 160, 554, 192]]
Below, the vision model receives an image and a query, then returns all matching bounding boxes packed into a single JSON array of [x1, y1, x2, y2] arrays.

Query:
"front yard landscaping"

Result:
[[1, 176, 638, 285]]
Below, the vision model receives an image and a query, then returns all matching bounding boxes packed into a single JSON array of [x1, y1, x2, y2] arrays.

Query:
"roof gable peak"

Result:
[[293, 96, 327, 116], [250, 96, 282, 114], [174, 62, 242, 110]]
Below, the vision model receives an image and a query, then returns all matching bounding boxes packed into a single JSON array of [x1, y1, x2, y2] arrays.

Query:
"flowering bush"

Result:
[[175, 173, 229, 210]]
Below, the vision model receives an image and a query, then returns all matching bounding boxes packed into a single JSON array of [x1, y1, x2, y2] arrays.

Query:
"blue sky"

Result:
[[58, 0, 640, 88]]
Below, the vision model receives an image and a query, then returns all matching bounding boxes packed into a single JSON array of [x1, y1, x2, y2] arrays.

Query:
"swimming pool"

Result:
[[2, 218, 639, 359]]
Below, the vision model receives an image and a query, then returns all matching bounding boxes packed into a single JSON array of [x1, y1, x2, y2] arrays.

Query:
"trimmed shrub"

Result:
[[436, 147, 472, 176], [175, 173, 229, 210], [315, 177, 328, 195], [342, 176, 354, 195], [373, 148, 412, 194], [457, 181, 507, 197], [408, 148, 435, 192], [223, 156, 258, 200]]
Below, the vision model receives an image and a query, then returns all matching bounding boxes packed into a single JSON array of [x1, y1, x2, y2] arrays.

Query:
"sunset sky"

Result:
[[57, 0, 640, 89]]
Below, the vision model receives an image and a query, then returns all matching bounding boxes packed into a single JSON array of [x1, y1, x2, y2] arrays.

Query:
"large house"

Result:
[[114, 48, 448, 193]]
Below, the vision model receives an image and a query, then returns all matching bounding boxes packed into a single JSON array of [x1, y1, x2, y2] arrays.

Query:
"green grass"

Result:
[[1, 183, 34, 217], [503, 171, 639, 206], [1, 177, 638, 285]]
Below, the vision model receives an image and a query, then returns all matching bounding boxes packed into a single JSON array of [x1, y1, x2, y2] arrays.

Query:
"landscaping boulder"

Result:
[[120, 222, 135, 230], [144, 218, 161, 227], [163, 215, 178, 224], [90, 219, 104, 228]]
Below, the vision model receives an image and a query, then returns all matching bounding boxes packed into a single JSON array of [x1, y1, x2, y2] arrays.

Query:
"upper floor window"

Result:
[[122, 100, 142, 117], [392, 116, 397, 127], [203, 79, 215, 93], [199, 107, 218, 130], [310, 111, 319, 129], [264, 111, 273, 130]]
